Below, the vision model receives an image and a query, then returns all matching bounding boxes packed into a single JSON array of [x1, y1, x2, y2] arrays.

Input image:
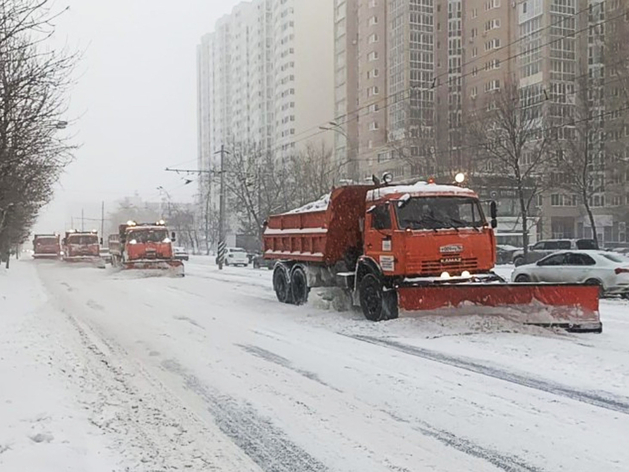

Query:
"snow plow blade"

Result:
[[63, 257, 106, 268], [122, 260, 184, 276], [397, 284, 602, 333]]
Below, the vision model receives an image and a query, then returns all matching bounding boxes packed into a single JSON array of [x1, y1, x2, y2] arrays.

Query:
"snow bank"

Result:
[[285, 193, 330, 214], [367, 181, 475, 200], [0, 261, 117, 471]]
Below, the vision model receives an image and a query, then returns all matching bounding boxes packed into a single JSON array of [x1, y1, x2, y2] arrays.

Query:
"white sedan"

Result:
[[224, 247, 249, 267], [511, 250, 629, 298]]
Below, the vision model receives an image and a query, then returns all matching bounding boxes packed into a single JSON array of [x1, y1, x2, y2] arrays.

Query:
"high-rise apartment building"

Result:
[[197, 0, 334, 180], [333, 0, 359, 180], [335, 0, 629, 246]]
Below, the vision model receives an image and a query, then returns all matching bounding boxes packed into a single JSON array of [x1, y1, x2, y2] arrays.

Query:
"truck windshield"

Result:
[[128, 229, 169, 243], [395, 197, 486, 230], [68, 235, 98, 245]]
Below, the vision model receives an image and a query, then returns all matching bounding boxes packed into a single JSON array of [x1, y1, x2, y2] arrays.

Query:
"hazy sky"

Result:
[[36, 0, 240, 233]]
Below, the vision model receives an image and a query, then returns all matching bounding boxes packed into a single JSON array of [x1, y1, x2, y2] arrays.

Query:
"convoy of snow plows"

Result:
[[32, 177, 605, 333]]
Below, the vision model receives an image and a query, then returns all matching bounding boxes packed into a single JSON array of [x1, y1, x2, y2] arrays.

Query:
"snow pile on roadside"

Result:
[[0, 262, 117, 472], [285, 194, 330, 214]]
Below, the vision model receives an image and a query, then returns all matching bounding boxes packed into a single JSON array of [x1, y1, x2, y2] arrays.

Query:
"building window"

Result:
[[485, 79, 501, 92], [368, 16, 378, 26], [368, 51, 378, 61], [370, 121, 379, 131]]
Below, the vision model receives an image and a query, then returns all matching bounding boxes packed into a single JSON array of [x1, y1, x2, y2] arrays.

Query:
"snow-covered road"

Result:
[[2, 258, 629, 471]]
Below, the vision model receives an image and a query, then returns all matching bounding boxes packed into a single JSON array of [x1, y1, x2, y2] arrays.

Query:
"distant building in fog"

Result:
[[196, 0, 335, 248]]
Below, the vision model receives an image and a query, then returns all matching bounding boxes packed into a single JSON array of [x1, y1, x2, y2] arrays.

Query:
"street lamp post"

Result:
[[319, 122, 357, 183]]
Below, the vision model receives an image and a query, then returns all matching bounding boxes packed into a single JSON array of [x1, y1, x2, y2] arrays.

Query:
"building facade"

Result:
[[335, 0, 629, 247], [196, 0, 335, 244]]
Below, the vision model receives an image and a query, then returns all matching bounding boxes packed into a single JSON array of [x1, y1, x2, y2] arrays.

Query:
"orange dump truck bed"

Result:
[[264, 186, 374, 265]]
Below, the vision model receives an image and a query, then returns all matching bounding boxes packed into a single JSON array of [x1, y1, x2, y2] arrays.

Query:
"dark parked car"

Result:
[[512, 239, 598, 266], [496, 244, 519, 265], [252, 254, 274, 270]]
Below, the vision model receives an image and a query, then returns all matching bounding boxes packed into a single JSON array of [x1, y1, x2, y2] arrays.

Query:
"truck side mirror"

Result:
[[490, 201, 498, 229], [171, 232, 176, 242]]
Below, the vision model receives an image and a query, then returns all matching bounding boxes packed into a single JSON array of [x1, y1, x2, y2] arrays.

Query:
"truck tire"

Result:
[[273, 265, 293, 304], [513, 256, 524, 267], [585, 278, 605, 298], [291, 266, 309, 305], [359, 274, 398, 321]]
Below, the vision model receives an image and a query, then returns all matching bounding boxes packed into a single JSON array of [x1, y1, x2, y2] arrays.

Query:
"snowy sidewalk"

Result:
[[0, 262, 117, 472]]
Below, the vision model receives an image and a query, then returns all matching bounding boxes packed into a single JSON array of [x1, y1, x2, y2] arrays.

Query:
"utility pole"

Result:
[[81, 208, 84, 232], [101, 201, 105, 238], [205, 172, 212, 255], [215, 144, 229, 270], [164, 165, 215, 256]]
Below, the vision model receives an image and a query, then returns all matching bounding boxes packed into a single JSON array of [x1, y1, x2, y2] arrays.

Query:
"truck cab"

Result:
[[62, 230, 101, 261], [123, 223, 174, 262], [32, 234, 61, 259], [363, 183, 497, 278]]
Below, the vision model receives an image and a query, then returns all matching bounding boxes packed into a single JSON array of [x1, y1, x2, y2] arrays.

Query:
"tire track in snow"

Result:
[[382, 411, 544, 472], [237, 345, 543, 472], [160, 358, 329, 472], [345, 334, 629, 415], [238, 344, 342, 393]]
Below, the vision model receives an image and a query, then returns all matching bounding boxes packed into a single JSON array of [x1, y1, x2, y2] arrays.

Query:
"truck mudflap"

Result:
[[122, 259, 185, 276], [396, 283, 602, 333]]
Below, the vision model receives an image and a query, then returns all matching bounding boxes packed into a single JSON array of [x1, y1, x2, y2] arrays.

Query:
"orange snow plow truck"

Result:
[[263, 181, 602, 333], [32, 234, 61, 259], [62, 230, 105, 267], [109, 220, 184, 276]]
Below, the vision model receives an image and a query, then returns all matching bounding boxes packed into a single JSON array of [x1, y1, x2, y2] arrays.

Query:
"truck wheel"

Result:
[[585, 278, 605, 298], [291, 266, 309, 305], [273, 265, 293, 304], [359, 274, 386, 321]]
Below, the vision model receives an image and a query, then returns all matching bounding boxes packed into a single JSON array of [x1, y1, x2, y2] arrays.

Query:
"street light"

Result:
[[455, 173, 466, 184], [319, 123, 355, 182]]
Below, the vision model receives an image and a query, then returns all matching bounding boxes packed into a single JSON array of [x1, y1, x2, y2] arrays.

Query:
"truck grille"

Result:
[[420, 257, 478, 274]]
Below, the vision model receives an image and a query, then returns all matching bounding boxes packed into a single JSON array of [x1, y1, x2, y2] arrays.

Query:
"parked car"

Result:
[[511, 250, 629, 298], [496, 244, 519, 265], [217, 247, 249, 266], [247, 251, 259, 264], [100, 248, 112, 264], [173, 246, 189, 261], [512, 239, 598, 266], [252, 254, 274, 270]]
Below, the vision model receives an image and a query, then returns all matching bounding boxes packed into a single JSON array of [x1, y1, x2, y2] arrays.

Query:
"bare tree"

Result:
[[0, 1, 76, 263], [551, 74, 612, 247], [225, 141, 287, 240], [289, 140, 336, 207], [468, 80, 552, 255]]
